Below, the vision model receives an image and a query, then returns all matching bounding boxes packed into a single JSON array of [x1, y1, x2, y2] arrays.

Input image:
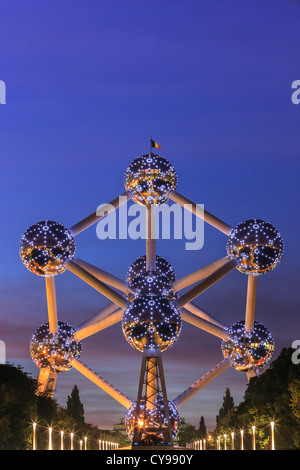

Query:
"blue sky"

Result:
[[0, 0, 300, 432]]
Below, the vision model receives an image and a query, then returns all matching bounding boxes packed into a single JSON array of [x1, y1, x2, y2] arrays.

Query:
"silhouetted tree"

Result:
[[66, 385, 84, 423]]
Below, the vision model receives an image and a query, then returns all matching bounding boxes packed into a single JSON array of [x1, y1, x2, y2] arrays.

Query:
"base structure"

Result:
[[131, 346, 174, 449]]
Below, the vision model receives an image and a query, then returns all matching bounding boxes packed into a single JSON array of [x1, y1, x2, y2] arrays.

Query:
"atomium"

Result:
[[221, 320, 274, 372], [20, 220, 75, 276], [21, 145, 284, 449], [30, 321, 81, 373], [124, 154, 177, 205], [122, 295, 182, 352], [125, 397, 180, 443], [227, 219, 283, 275]]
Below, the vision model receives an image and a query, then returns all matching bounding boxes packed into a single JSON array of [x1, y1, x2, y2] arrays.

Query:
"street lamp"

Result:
[[60, 431, 64, 450], [240, 430, 244, 450], [252, 426, 256, 450], [231, 432, 234, 450], [32, 422, 37, 450], [70, 432, 74, 450], [223, 434, 227, 450], [48, 427, 53, 451], [271, 422, 275, 450]]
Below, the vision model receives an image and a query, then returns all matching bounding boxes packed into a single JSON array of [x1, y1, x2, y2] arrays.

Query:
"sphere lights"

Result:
[[30, 321, 81, 372], [126, 255, 176, 285], [122, 295, 182, 352], [127, 271, 177, 301], [125, 398, 180, 444], [221, 320, 274, 372], [20, 221, 75, 276], [124, 154, 177, 205], [227, 219, 283, 275]]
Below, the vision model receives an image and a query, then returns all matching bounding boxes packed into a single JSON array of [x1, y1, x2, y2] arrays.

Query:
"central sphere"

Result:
[[221, 320, 274, 372], [125, 398, 180, 444], [124, 154, 177, 205], [20, 220, 76, 277], [227, 219, 283, 275], [122, 295, 181, 352], [30, 321, 81, 373], [127, 271, 177, 301]]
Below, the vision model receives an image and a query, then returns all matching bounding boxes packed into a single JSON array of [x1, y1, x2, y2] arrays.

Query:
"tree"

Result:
[[198, 416, 206, 439], [0, 364, 37, 450], [66, 385, 84, 423]]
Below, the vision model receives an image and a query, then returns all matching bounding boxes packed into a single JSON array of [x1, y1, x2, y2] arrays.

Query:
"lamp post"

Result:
[[271, 422, 275, 450], [231, 432, 234, 450], [60, 431, 64, 450], [223, 434, 227, 450], [32, 422, 37, 450], [84, 436, 87, 450], [240, 430, 244, 450], [70, 432, 74, 450], [252, 426, 256, 451], [48, 427, 53, 451]]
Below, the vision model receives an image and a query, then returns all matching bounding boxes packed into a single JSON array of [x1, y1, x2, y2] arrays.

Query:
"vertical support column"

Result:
[[132, 346, 173, 448], [245, 275, 257, 332], [146, 205, 156, 271]]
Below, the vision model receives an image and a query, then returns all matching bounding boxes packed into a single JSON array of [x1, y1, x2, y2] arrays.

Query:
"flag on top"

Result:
[[150, 138, 161, 150]]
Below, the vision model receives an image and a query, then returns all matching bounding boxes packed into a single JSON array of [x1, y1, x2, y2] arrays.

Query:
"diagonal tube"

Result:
[[74, 309, 124, 341], [169, 190, 232, 235], [70, 358, 132, 409], [173, 357, 232, 408], [180, 308, 229, 341], [65, 259, 129, 309], [69, 192, 130, 236], [76, 302, 120, 330], [74, 257, 128, 293], [174, 256, 230, 291], [177, 259, 238, 309], [183, 302, 228, 330]]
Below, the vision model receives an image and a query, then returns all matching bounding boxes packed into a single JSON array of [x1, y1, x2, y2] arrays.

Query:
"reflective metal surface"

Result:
[[20, 221, 75, 276], [124, 153, 177, 205], [30, 321, 81, 372], [227, 219, 283, 275]]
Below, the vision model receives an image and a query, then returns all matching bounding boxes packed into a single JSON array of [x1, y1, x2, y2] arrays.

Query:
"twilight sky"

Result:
[[1, 0, 300, 432]]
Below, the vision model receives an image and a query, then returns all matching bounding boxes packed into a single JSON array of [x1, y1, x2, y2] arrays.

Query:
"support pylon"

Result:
[[132, 346, 173, 448]]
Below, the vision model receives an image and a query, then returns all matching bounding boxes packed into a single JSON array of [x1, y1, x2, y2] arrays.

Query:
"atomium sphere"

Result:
[[227, 219, 283, 275], [122, 295, 182, 352], [221, 320, 274, 372], [127, 271, 177, 301], [126, 255, 176, 285], [20, 220, 76, 276], [30, 321, 81, 373], [125, 397, 180, 443], [124, 153, 177, 205]]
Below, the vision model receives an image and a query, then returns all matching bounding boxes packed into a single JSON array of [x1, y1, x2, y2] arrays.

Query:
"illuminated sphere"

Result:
[[20, 221, 75, 276], [122, 295, 181, 352], [124, 153, 177, 205], [221, 320, 274, 372], [30, 321, 81, 372], [127, 271, 177, 301], [126, 255, 176, 285], [125, 398, 180, 443], [227, 219, 283, 275]]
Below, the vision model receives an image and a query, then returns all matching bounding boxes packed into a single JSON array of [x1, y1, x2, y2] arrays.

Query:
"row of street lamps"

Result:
[[193, 421, 276, 450], [32, 422, 119, 450]]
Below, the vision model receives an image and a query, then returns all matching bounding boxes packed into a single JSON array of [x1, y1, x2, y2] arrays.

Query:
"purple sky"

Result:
[[1, 0, 300, 432]]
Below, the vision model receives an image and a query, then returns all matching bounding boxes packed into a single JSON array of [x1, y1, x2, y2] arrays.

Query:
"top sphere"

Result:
[[124, 153, 177, 205], [20, 221, 75, 276], [227, 219, 283, 275]]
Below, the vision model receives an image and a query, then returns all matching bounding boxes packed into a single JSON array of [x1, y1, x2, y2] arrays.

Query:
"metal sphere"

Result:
[[126, 255, 176, 285], [127, 271, 177, 301], [221, 320, 274, 372], [30, 321, 81, 373], [227, 219, 283, 275], [20, 221, 75, 276], [124, 153, 177, 205], [125, 398, 180, 443], [122, 295, 182, 352]]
